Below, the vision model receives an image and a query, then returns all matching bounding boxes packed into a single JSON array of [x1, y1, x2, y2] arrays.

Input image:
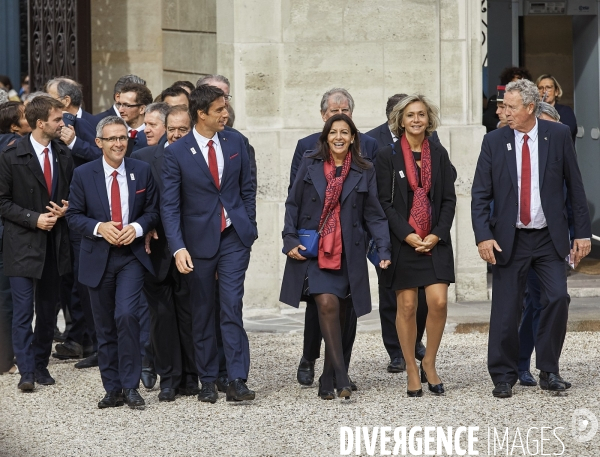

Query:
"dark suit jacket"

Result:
[[0, 134, 74, 278], [225, 125, 257, 191], [288, 132, 379, 190], [471, 120, 591, 266], [92, 105, 119, 127], [375, 140, 456, 286], [70, 116, 102, 167], [131, 134, 171, 282], [554, 103, 577, 145], [161, 129, 257, 259], [126, 130, 148, 157], [66, 157, 159, 288], [365, 122, 441, 149], [81, 109, 97, 127], [280, 157, 391, 316]]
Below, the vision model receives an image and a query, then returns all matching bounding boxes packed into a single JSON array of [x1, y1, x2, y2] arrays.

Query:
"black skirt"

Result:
[[302, 253, 350, 299], [387, 241, 449, 290]]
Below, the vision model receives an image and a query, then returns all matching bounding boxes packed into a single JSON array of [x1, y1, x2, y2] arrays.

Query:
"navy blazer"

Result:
[[365, 122, 441, 149], [81, 109, 97, 127], [471, 120, 591, 266], [554, 103, 577, 145], [280, 157, 391, 317], [225, 125, 257, 191], [288, 132, 379, 190], [66, 157, 159, 287], [92, 105, 119, 127], [161, 129, 257, 259], [70, 116, 102, 167]]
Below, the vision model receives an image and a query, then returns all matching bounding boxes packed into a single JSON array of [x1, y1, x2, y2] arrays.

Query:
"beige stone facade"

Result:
[[90, 0, 488, 310]]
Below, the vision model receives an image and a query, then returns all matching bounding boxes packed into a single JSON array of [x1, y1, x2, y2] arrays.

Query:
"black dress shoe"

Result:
[[53, 327, 67, 343], [18, 372, 35, 391], [317, 377, 335, 400], [158, 388, 177, 402], [179, 385, 200, 396], [518, 370, 538, 386], [415, 341, 426, 361], [297, 357, 315, 386], [123, 388, 145, 409], [141, 365, 157, 390], [216, 375, 229, 393], [539, 371, 566, 392], [387, 357, 406, 373], [334, 375, 358, 391], [34, 367, 55, 385], [420, 364, 444, 395], [54, 340, 83, 358], [226, 378, 255, 402], [98, 390, 124, 408], [74, 353, 98, 369], [198, 382, 218, 403], [492, 382, 513, 398]]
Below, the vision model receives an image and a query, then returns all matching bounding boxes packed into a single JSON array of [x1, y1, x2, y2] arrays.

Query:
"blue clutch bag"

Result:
[[296, 229, 319, 258], [367, 239, 381, 266]]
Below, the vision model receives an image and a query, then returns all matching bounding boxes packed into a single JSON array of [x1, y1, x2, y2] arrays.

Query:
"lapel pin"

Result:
[[507, 143, 512, 151], [191, 147, 197, 155], [544, 137, 548, 141], [399, 170, 405, 179], [130, 173, 135, 180]]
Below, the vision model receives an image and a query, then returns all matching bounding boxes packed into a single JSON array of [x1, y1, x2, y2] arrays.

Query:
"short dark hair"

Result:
[[385, 93, 408, 120], [0, 75, 14, 91], [0, 101, 24, 134], [172, 80, 195, 92], [25, 96, 64, 129], [113, 74, 146, 97], [160, 86, 190, 102], [499, 67, 532, 85], [119, 83, 153, 106], [53, 79, 83, 107], [188, 85, 225, 123], [310, 113, 371, 170], [165, 104, 192, 126]]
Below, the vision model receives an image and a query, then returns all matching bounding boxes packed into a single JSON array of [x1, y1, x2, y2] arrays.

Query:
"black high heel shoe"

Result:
[[317, 377, 335, 400], [407, 388, 423, 397], [420, 363, 445, 395]]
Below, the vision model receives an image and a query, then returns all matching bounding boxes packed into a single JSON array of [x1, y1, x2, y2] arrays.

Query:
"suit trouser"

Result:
[[377, 266, 428, 360], [303, 296, 357, 370], [518, 269, 542, 372], [88, 246, 145, 392], [0, 248, 14, 372], [187, 226, 251, 383], [10, 237, 59, 373], [489, 228, 569, 385]]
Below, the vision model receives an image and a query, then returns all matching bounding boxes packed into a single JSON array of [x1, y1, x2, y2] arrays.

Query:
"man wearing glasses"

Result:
[[116, 83, 153, 155], [66, 116, 158, 409]]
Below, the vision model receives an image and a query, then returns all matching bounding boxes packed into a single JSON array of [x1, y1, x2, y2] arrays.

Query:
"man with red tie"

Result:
[[161, 85, 257, 403], [66, 116, 158, 409], [117, 83, 152, 156], [0, 96, 73, 391], [471, 79, 591, 398]]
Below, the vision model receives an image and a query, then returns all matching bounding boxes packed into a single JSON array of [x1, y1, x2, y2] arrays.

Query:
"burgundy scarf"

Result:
[[400, 134, 432, 240], [318, 152, 352, 269]]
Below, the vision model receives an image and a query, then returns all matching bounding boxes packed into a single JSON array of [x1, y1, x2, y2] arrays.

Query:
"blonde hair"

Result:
[[535, 74, 563, 100], [388, 94, 440, 138]]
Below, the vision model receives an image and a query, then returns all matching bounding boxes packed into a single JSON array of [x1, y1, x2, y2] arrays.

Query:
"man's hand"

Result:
[[60, 125, 76, 146], [477, 239, 502, 265], [144, 229, 158, 254], [97, 221, 122, 245], [36, 212, 57, 231], [571, 238, 592, 268], [117, 225, 137, 246], [175, 249, 194, 274], [46, 199, 68, 218]]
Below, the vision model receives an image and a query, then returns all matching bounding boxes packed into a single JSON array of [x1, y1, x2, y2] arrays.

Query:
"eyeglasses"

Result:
[[115, 103, 142, 109], [99, 136, 128, 143], [167, 127, 190, 134], [224, 95, 233, 101]]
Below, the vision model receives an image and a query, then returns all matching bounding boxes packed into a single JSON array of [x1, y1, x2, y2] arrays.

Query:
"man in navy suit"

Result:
[[289, 88, 376, 389], [114, 83, 152, 156], [161, 85, 257, 403], [66, 116, 158, 409], [0, 96, 73, 391], [92, 74, 147, 127], [471, 79, 591, 398]]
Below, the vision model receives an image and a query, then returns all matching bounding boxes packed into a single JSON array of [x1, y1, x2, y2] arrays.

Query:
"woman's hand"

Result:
[[416, 234, 439, 253], [288, 245, 307, 261], [405, 233, 424, 249], [379, 260, 391, 269]]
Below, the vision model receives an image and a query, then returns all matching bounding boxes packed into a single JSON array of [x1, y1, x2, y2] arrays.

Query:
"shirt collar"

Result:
[[388, 124, 398, 142], [29, 135, 51, 156], [128, 123, 145, 133], [192, 127, 219, 149], [102, 156, 126, 177], [76, 107, 83, 119], [514, 118, 539, 143]]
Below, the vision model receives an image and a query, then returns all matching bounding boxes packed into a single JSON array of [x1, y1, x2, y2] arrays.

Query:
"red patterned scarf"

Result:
[[318, 152, 352, 269], [400, 134, 432, 240]]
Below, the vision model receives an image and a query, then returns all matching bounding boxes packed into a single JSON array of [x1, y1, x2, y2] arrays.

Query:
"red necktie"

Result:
[[520, 134, 531, 226], [111, 171, 123, 230], [129, 129, 138, 139], [207, 140, 226, 232], [42, 148, 52, 197]]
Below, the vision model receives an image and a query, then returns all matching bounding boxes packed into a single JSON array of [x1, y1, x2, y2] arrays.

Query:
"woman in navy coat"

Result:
[[280, 113, 391, 400]]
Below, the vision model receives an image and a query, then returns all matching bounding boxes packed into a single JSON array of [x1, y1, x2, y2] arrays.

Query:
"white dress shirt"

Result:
[[128, 123, 146, 135], [76, 107, 83, 119], [93, 157, 143, 238], [388, 124, 398, 143], [29, 135, 54, 182], [515, 119, 546, 229]]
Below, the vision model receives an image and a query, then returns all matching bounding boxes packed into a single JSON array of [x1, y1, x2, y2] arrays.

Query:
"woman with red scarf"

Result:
[[375, 95, 456, 397], [280, 113, 391, 400]]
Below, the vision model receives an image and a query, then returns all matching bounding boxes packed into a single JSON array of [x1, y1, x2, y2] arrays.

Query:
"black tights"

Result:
[[314, 293, 350, 391]]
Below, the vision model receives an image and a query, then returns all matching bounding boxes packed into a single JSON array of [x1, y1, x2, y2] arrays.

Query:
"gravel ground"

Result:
[[1, 332, 600, 456]]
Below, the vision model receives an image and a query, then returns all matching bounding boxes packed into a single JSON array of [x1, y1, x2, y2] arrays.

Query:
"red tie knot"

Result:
[[129, 130, 138, 139], [112, 170, 119, 179], [523, 134, 529, 143], [208, 139, 214, 148], [43, 147, 49, 155]]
